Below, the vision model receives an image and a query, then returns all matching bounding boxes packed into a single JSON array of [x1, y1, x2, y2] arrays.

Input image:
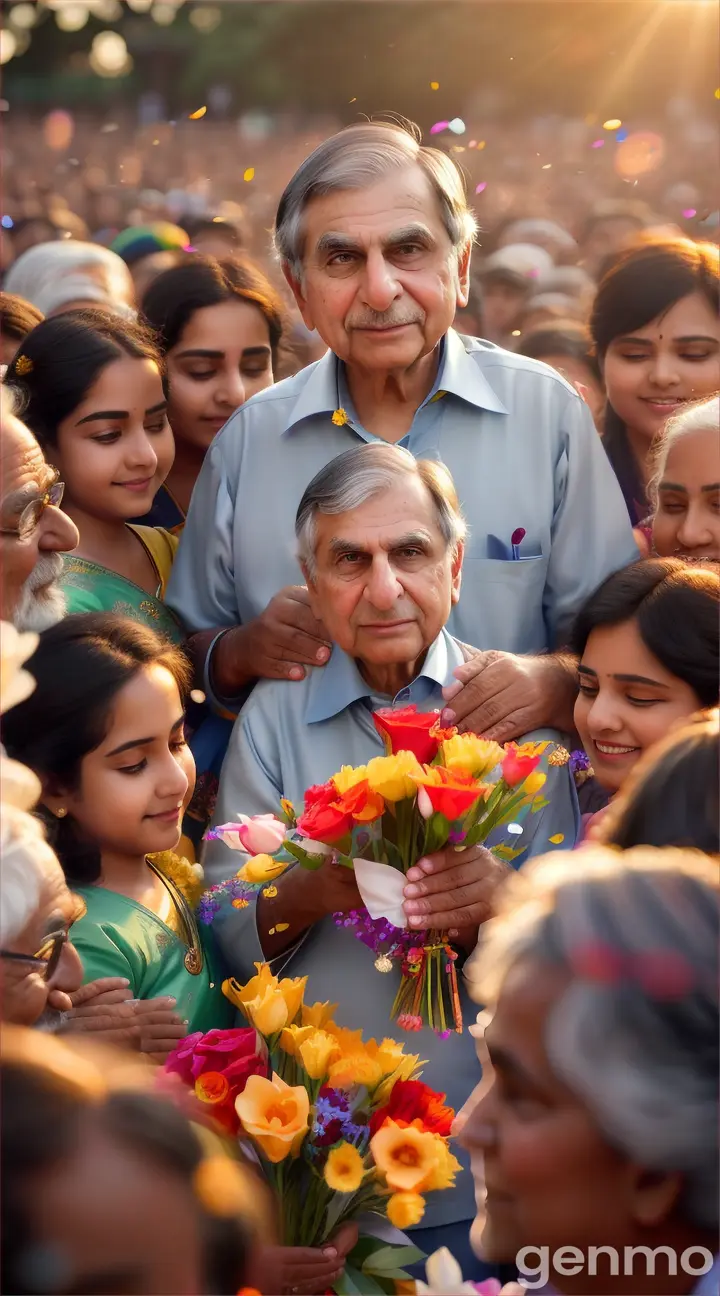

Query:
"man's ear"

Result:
[[456, 242, 472, 309], [451, 539, 464, 606], [299, 559, 322, 616], [282, 263, 316, 331]]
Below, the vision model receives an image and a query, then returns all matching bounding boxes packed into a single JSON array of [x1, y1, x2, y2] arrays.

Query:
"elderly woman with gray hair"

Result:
[[458, 845, 719, 1296], [4, 240, 135, 320]]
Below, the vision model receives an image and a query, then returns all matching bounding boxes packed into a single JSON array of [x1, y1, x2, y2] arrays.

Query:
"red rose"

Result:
[[414, 767, 484, 822], [332, 779, 385, 824], [501, 747, 541, 787], [165, 1027, 265, 1089], [373, 705, 442, 764], [369, 1079, 455, 1138], [296, 798, 353, 843], [304, 781, 337, 810]]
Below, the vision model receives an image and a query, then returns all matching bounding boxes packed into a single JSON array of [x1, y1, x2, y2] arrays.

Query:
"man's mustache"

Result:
[[346, 309, 425, 330]]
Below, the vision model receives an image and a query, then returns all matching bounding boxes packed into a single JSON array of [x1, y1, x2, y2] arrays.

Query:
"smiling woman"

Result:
[[6, 309, 183, 641]]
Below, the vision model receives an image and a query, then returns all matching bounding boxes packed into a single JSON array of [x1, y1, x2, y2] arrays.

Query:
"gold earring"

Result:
[[55, 807, 67, 819]]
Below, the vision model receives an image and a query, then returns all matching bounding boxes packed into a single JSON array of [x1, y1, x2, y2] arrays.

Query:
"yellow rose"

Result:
[[523, 770, 547, 796], [422, 1138, 462, 1191], [323, 1142, 366, 1193], [301, 1000, 338, 1029], [441, 734, 504, 779], [366, 752, 424, 801], [297, 1029, 342, 1080], [328, 1051, 383, 1091], [236, 854, 289, 884], [332, 764, 368, 794], [386, 1191, 426, 1229], [223, 964, 307, 1036], [370, 1120, 442, 1192], [235, 1073, 309, 1163]]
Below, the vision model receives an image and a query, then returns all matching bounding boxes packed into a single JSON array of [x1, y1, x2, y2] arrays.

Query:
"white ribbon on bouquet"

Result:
[[353, 857, 409, 929]]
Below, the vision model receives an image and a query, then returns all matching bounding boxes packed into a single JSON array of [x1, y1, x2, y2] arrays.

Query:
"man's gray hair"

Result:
[[466, 845, 720, 1231], [275, 119, 477, 281], [648, 393, 720, 509], [295, 442, 467, 574]]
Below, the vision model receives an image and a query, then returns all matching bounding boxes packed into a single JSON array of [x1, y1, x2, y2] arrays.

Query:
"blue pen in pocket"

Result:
[[511, 527, 526, 561]]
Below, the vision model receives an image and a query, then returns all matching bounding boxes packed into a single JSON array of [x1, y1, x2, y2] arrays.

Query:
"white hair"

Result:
[[4, 240, 135, 319], [466, 845, 719, 1230], [295, 442, 467, 575], [648, 393, 720, 509], [0, 803, 60, 944], [274, 119, 477, 281]]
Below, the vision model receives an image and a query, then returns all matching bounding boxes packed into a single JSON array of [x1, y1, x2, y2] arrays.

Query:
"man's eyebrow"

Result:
[[328, 530, 433, 556], [315, 224, 434, 258]]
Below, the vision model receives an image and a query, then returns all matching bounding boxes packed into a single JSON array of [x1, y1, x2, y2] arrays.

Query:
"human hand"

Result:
[[69, 976, 133, 1008], [218, 586, 331, 687], [441, 650, 576, 741], [260, 1222, 359, 1295], [403, 844, 507, 940], [134, 997, 188, 1064], [60, 977, 141, 1046]]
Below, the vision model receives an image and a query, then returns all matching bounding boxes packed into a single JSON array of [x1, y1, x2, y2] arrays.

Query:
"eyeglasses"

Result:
[[0, 469, 66, 542], [0, 896, 87, 981]]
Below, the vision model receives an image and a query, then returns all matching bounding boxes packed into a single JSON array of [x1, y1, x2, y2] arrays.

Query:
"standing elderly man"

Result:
[[168, 118, 637, 739], [205, 443, 578, 1275], [1, 385, 79, 631]]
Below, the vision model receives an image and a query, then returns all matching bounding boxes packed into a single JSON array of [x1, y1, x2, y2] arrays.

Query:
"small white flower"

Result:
[[416, 1247, 479, 1295]]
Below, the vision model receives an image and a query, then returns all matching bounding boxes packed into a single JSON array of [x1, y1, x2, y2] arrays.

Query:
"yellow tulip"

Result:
[[523, 770, 547, 796], [301, 1000, 338, 1029], [326, 1023, 365, 1055], [323, 1142, 366, 1193], [373, 1053, 423, 1104], [279, 1023, 316, 1058], [236, 854, 289, 884], [387, 1191, 426, 1229], [422, 1138, 462, 1191], [370, 1120, 442, 1192], [224, 964, 307, 1035], [441, 734, 504, 779], [365, 752, 424, 801], [297, 1029, 341, 1080], [235, 1073, 309, 1163], [332, 764, 368, 794]]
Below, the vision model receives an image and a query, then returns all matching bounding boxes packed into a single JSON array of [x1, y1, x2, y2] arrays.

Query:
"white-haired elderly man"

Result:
[[168, 117, 637, 743], [205, 443, 579, 1276], [0, 384, 79, 631]]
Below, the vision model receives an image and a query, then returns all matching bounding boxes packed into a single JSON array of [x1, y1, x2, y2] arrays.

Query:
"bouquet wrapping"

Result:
[[164, 966, 461, 1292]]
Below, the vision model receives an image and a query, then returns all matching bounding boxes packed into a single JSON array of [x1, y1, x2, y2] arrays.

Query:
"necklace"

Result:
[[146, 857, 204, 975]]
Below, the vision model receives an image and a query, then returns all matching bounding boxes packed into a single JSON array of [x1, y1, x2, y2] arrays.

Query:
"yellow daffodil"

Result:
[[323, 1142, 366, 1192], [328, 1050, 383, 1092], [387, 1191, 426, 1229], [279, 1023, 316, 1057], [441, 733, 504, 779], [326, 1024, 366, 1055], [301, 1000, 338, 1029], [422, 1138, 462, 1191], [332, 764, 368, 794], [235, 1073, 309, 1163], [281, 1025, 341, 1079], [366, 751, 424, 801], [523, 770, 547, 796], [235, 854, 289, 884], [223, 964, 307, 1035], [370, 1120, 442, 1192]]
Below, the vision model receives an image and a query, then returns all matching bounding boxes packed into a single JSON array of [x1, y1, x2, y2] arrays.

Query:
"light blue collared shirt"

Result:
[[167, 331, 638, 666], [204, 629, 579, 1231]]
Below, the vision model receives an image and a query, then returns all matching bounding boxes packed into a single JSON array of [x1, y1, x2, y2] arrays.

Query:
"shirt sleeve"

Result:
[[544, 389, 640, 646], [165, 427, 241, 633], [71, 918, 142, 991]]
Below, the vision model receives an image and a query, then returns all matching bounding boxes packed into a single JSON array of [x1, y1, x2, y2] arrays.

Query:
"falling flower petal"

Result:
[[603, 118, 622, 130], [475, 182, 487, 193], [549, 833, 565, 845], [448, 118, 465, 134], [243, 167, 255, 182], [189, 106, 207, 120], [683, 208, 697, 218], [430, 81, 439, 90], [430, 121, 449, 134]]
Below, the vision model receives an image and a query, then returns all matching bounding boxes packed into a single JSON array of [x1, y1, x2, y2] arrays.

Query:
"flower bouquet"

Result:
[[164, 965, 462, 1292], [206, 706, 565, 1035]]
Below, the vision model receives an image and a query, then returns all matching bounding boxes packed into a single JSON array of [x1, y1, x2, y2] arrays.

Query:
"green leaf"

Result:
[[362, 1244, 424, 1272], [531, 797, 550, 813], [284, 840, 328, 871], [493, 843, 525, 862], [333, 1263, 383, 1295]]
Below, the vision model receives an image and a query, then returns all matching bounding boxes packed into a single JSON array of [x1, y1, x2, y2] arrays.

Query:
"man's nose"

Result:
[[50, 939, 84, 999], [364, 555, 403, 609], [38, 505, 79, 555], [360, 251, 403, 314]]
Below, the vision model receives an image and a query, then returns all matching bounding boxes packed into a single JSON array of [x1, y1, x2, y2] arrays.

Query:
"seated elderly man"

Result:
[[205, 442, 578, 1272], [0, 384, 79, 631]]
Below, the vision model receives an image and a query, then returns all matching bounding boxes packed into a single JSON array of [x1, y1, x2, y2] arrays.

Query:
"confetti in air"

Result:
[[475, 182, 487, 193], [548, 834, 565, 845], [541, 163, 552, 169], [602, 118, 622, 131], [591, 139, 605, 148], [430, 121, 450, 134], [448, 117, 466, 134], [430, 81, 439, 90], [683, 208, 697, 218], [189, 106, 207, 120], [507, 824, 523, 836], [349, 97, 357, 103], [243, 167, 255, 182]]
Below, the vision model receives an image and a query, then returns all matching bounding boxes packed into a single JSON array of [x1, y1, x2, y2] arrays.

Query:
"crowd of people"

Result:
[[0, 113, 718, 1296]]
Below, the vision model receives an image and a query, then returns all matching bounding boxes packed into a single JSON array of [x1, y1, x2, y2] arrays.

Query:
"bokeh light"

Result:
[[151, 3, 178, 24], [43, 109, 75, 151], [189, 5, 222, 32], [8, 3, 37, 29], [614, 130, 666, 177], [602, 118, 622, 130], [55, 5, 90, 32], [90, 30, 132, 77], [126, 0, 153, 10], [0, 30, 18, 64]]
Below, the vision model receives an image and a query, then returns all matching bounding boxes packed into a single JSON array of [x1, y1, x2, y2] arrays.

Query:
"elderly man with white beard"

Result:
[[0, 384, 78, 630]]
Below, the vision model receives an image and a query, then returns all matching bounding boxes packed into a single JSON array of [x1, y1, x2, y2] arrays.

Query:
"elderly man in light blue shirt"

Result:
[[167, 118, 637, 742], [204, 443, 579, 1273]]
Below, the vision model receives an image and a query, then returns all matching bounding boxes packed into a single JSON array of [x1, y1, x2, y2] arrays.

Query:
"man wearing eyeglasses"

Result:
[[0, 385, 78, 631]]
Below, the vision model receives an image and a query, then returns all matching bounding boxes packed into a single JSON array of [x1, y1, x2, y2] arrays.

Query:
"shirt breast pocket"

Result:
[[449, 555, 548, 653]]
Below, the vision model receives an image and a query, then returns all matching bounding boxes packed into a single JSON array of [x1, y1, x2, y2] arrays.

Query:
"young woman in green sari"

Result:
[[6, 309, 182, 644], [2, 613, 233, 1052]]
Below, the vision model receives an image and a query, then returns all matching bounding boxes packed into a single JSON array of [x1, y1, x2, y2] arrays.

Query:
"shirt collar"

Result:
[[284, 329, 506, 435], [304, 627, 463, 724]]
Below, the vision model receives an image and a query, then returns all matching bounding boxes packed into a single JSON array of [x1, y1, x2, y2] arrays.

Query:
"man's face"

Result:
[[0, 415, 79, 628], [1, 855, 84, 1027], [286, 166, 470, 373], [303, 476, 463, 670]]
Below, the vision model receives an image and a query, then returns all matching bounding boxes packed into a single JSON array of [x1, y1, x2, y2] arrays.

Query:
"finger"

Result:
[[407, 903, 487, 930], [70, 1000, 137, 1020], [74, 987, 135, 1007], [453, 680, 519, 735], [274, 633, 331, 667], [131, 997, 178, 1015], [69, 977, 130, 1006], [406, 846, 497, 883], [140, 1034, 187, 1055], [404, 860, 495, 898], [330, 1221, 359, 1256], [66, 1022, 141, 1044], [136, 1015, 186, 1032]]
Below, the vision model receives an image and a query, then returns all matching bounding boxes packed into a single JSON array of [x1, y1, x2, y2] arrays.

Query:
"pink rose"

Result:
[[165, 1028, 266, 1091], [210, 814, 287, 855]]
